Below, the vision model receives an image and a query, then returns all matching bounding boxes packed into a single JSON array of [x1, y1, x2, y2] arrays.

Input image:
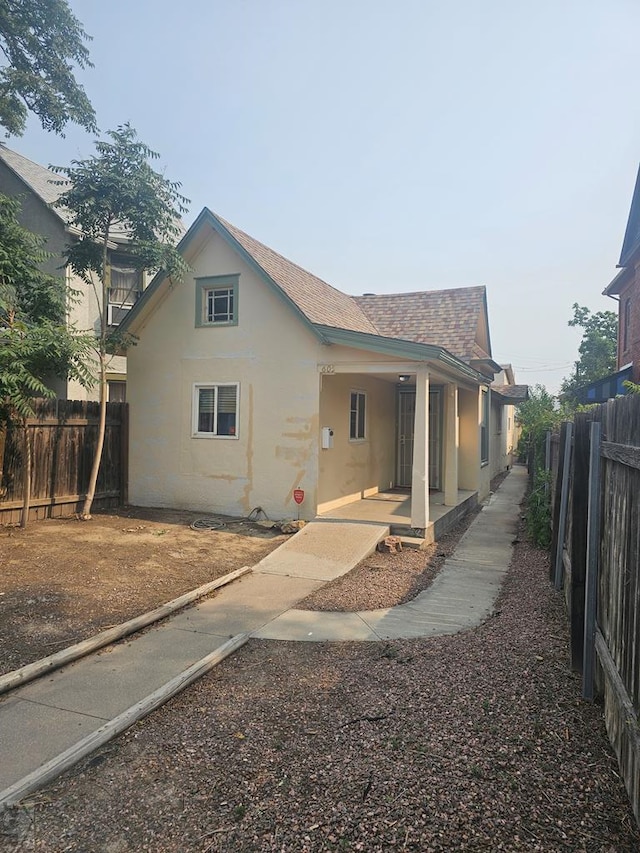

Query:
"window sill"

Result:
[[192, 433, 239, 439]]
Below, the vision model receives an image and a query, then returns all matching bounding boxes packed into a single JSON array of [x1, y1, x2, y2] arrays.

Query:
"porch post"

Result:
[[444, 383, 458, 506], [410, 367, 429, 531]]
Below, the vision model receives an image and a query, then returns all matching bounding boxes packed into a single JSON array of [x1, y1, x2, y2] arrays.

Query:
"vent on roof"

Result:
[[362, 292, 376, 296]]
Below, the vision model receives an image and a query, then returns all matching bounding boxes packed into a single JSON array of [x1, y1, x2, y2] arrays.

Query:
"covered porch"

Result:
[[318, 486, 478, 545], [317, 350, 489, 534]]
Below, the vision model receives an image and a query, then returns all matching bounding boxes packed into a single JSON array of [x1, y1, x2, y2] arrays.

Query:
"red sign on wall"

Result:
[[293, 489, 305, 505]]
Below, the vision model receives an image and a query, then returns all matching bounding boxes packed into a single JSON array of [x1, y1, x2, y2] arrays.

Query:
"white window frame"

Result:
[[107, 302, 132, 326], [349, 390, 366, 441], [107, 255, 142, 326], [195, 275, 239, 327], [192, 382, 240, 439]]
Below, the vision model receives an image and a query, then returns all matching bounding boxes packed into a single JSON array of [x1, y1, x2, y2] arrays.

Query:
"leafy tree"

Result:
[[515, 384, 560, 547], [0, 193, 93, 526], [0, 0, 96, 137], [560, 303, 618, 403], [516, 384, 559, 460], [53, 124, 189, 518]]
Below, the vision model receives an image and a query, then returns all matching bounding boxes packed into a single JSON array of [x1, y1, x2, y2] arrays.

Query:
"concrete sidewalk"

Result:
[[0, 467, 526, 801], [255, 466, 525, 641]]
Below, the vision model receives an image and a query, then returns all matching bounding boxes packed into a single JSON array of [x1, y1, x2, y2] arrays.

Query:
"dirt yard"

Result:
[[0, 507, 286, 676], [0, 488, 487, 678]]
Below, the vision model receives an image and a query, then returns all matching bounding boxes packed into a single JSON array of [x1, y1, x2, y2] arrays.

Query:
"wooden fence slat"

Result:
[[554, 422, 573, 590], [583, 421, 602, 701], [549, 394, 640, 824], [601, 441, 640, 470], [570, 411, 598, 672], [0, 400, 128, 523]]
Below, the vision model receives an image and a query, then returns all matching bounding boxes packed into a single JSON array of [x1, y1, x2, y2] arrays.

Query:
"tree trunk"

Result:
[[20, 421, 32, 529], [81, 351, 107, 518], [81, 226, 111, 520]]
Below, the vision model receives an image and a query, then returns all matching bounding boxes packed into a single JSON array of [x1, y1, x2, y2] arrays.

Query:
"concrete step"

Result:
[[397, 535, 429, 551]]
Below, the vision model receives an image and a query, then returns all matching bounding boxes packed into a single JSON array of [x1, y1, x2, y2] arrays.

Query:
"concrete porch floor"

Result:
[[318, 488, 478, 542]]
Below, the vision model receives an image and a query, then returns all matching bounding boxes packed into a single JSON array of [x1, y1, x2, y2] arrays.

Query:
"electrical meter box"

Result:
[[321, 427, 334, 449]]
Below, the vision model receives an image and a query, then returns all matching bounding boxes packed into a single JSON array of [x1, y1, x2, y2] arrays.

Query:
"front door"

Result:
[[397, 389, 415, 487], [396, 388, 442, 489]]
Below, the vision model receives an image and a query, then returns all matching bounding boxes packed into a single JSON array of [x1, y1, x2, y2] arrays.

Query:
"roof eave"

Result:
[[492, 388, 529, 404], [314, 325, 486, 382], [470, 357, 502, 374], [117, 207, 331, 343], [192, 208, 329, 341], [619, 163, 640, 267], [603, 265, 630, 297]]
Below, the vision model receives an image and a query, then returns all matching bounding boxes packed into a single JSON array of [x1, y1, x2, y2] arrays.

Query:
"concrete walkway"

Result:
[[0, 467, 526, 802], [256, 466, 525, 641]]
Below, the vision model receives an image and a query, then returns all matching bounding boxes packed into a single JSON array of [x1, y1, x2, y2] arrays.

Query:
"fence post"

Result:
[[120, 403, 129, 506], [569, 415, 591, 672], [583, 420, 602, 701], [545, 430, 551, 471], [553, 421, 573, 590], [544, 430, 551, 499]]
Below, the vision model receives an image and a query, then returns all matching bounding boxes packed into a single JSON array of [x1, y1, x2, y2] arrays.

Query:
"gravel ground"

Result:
[[3, 485, 638, 852], [298, 505, 482, 612]]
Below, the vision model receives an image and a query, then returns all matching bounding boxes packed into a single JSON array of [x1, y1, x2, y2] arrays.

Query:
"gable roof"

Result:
[[354, 286, 490, 361], [214, 213, 378, 335], [121, 207, 492, 382], [618, 162, 640, 267], [0, 145, 187, 243], [0, 145, 71, 220]]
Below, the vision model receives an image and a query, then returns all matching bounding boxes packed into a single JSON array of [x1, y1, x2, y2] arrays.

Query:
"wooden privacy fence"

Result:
[[0, 399, 128, 524], [549, 394, 640, 827]]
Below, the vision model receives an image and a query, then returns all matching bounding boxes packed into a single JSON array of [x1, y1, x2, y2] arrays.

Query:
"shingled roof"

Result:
[[122, 207, 493, 377], [0, 145, 70, 216], [491, 384, 529, 403], [212, 212, 379, 335], [354, 287, 489, 362], [0, 145, 186, 241]]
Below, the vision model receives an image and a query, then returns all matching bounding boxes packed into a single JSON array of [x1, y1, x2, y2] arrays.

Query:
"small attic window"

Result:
[[195, 274, 239, 327]]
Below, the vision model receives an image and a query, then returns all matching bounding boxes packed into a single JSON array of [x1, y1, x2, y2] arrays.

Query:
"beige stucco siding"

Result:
[[457, 385, 490, 499], [127, 231, 322, 519], [317, 373, 396, 510]]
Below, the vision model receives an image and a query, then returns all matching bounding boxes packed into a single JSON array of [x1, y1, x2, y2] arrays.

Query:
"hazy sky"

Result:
[[13, 0, 640, 392]]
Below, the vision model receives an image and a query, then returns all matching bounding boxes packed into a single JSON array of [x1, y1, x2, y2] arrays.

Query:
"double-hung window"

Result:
[[349, 391, 366, 440], [195, 275, 239, 327], [108, 254, 143, 326], [193, 383, 239, 437]]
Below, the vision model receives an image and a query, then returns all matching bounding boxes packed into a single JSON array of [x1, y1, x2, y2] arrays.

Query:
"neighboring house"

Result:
[[572, 367, 632, 406], [0, 146, 146, 402], [490, 365, 527, 475], [119, 207, 517, 530], [599, 161, 640, 395]]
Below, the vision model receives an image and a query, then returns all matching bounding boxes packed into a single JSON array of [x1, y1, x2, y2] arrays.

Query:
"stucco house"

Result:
[[118, 207, 517, 536], [0, 146, 147, 402], [490, 365, 527, 474]]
